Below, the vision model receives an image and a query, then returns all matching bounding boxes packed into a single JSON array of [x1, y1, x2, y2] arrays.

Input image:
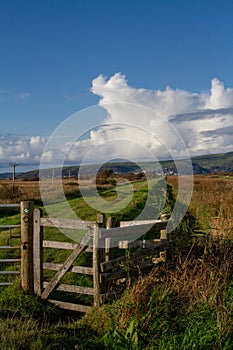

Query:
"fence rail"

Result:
[[0, 225, 20, 229], [0, 204, 20, 208], [43, 262, 93, 275]]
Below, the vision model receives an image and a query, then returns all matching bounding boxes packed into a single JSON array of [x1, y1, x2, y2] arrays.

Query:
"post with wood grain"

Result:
[[93, 223, 105, 307], [160, 213, 169, 240], [33, 208, 43, 296], [105, 216, 116, 262], [20, 201, 34, 292]]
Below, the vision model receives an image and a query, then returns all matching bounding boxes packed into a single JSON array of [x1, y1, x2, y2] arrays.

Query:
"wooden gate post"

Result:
[[20, 201, 34, 292], [160, 213, 168, 241], [93, 223, 105, 307], [105, 216, 116, 262], [33, 208, 43, 296]]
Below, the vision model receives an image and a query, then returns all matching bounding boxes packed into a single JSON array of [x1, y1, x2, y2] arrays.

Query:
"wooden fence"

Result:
[[1, 201, 173, 313], [0, 204, 21, 286]]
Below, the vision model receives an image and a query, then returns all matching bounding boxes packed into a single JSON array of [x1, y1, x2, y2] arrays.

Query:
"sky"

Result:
[[1, 0, 233, 173]]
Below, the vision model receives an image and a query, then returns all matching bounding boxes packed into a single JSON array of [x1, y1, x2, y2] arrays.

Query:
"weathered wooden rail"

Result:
[[1, 201, 173, 312], [93, 215, 173, 304]]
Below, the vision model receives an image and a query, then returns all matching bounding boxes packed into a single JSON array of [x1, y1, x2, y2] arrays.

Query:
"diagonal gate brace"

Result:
[[41, 231, 92, 300]]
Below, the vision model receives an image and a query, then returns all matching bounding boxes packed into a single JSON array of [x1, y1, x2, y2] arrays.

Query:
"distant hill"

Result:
[[191, 151, 233, 173], [1, 151, 233, 180], [146, 151, 233, 174], [0, 172, 13, 179]]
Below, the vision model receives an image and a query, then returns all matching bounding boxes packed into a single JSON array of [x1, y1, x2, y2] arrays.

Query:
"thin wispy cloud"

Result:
[[17, 92, 30, 100], [0, 88, 30, 101]]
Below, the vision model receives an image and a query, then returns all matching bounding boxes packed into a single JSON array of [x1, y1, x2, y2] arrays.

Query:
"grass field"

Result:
[[0, 175, 232, 349], [167, 174, 233, 236]]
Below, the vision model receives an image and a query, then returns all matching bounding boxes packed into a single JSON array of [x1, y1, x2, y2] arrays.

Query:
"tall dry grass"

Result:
[[0, 179, 82, 204], [167, 175, 233, 237], [81, 235, 233, 349]]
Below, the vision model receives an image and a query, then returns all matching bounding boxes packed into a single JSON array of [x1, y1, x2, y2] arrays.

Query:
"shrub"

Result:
[[0, 183, 22, 202]]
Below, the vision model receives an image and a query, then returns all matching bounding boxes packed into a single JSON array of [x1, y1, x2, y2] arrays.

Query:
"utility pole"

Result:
[[10, 163, 19, 191]]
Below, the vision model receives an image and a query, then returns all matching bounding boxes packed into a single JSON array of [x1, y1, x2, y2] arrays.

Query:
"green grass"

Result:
[[0, 282, 102, 349], [0, 212, 20, 227], [0, 179, 232, 349], [0, 235, 232, 349]]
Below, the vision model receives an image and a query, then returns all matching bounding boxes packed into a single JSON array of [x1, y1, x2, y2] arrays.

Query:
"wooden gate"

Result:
[[33, 209, 103, 312], [0, 204, 21, 287], [1, 202, 172, 312]]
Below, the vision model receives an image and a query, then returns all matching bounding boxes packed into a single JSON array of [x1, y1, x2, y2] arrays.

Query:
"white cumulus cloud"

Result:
[[0, 135, 47, 168], [87, 73, 233, 159], [1, 74, 233, 171]]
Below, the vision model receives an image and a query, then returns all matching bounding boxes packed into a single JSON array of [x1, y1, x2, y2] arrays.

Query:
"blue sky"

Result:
[[1, 0, 233, 172]]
